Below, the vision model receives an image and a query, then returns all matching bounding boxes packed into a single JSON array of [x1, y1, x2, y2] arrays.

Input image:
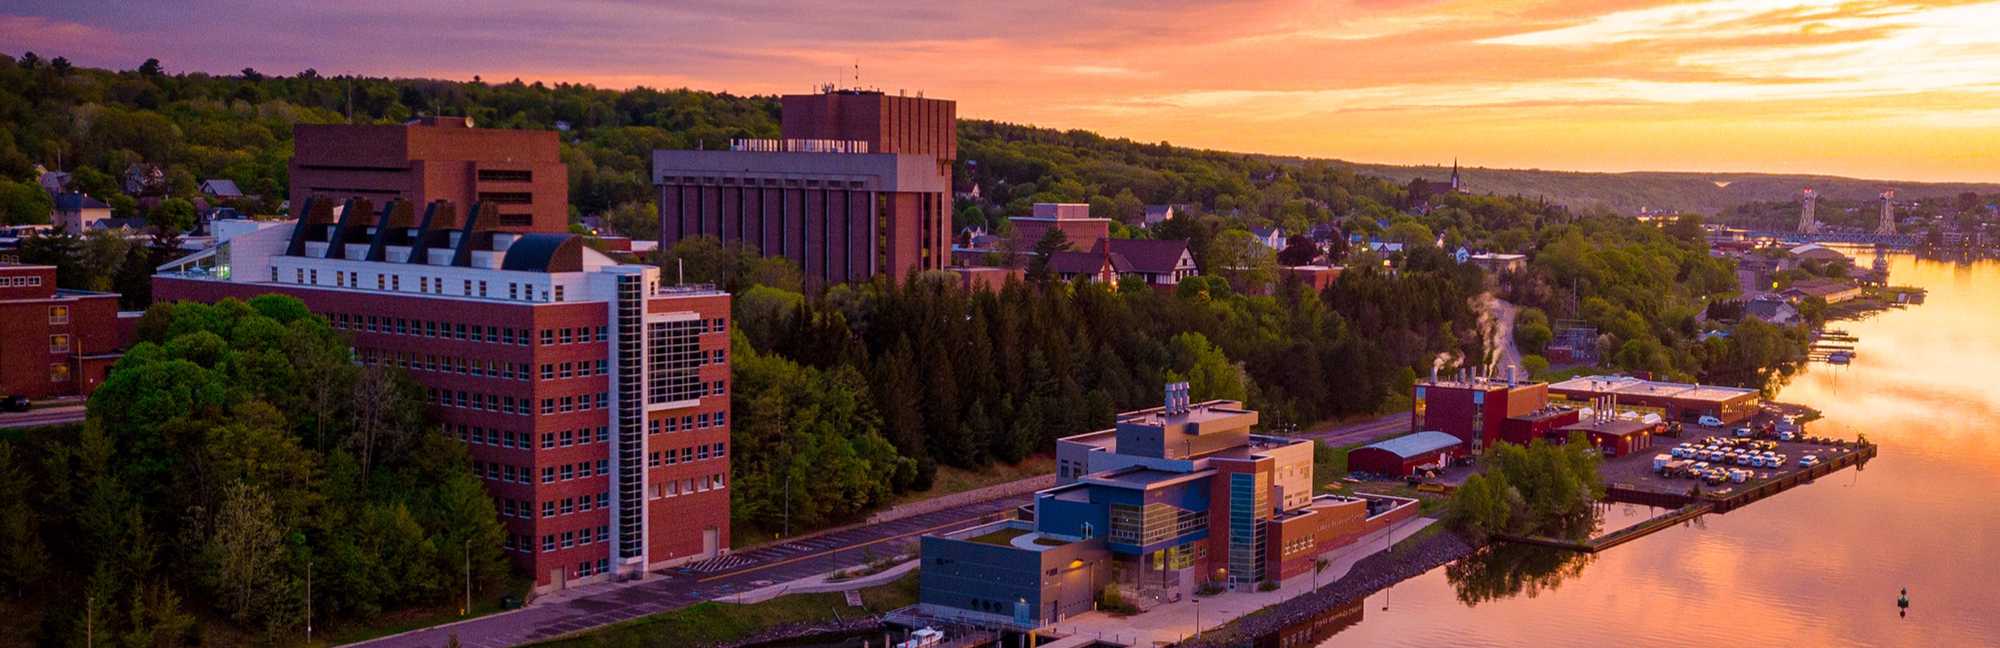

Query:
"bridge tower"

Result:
[[1876, 190, 1897, 235], [1797, 188, 1819, 235]]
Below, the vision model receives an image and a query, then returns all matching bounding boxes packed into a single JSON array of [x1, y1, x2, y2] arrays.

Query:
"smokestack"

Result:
[[1507, 364, 1518, 387], [1431, 366, 1439, 385]]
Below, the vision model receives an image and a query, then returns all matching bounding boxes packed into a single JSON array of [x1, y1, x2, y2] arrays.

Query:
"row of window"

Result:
[[540, 360, 611, 381], [379, 349, 532, 381], [499, 492, 612, 520], [648, 474, 725, 499], [502, 526, 613, 554], [330, 312, 614, 349], [648, 442, 728, 468], [539, 393, 613, 414], [649, 410, 727, 435], [3, 275, 44, 287], [286, 266, 573, 302], [472, 458, 610, 484], [428, 388, 534, 416]]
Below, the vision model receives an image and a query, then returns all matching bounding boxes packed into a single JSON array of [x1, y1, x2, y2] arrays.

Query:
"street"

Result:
[[0, 405, 85, 430], [1300, 412, 1411, 447], [349, 494, 1028, 647]]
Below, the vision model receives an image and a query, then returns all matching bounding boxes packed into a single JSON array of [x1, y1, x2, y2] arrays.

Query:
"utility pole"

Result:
[[783, 470, 792, 538], [306, 559, 313, 643], [464, 537, 473, 616]]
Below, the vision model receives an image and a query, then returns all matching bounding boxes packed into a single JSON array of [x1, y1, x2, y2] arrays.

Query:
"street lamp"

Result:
[[463, 537, 473, 616]]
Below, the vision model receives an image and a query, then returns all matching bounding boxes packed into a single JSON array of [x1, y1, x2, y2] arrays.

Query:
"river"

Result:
[[1288, 252, 2000, 647]]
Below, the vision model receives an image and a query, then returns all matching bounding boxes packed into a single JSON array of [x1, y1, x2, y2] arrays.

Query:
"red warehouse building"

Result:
[[155, 197, 731, 592], [1347, 431, 1466, 477], [0, 263, 125, 400]]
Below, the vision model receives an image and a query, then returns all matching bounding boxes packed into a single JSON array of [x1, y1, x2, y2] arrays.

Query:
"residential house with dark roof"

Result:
[[1096, 239, 1194, 287], [51, 192, 112, 233], [199, 179, 245, 200], [1141, 204, 1178, 226]]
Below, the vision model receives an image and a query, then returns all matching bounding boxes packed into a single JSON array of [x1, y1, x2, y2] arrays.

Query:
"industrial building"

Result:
[[154, 196, 732, 593], [1548, 375, 1760, 426], [1347, 431, 1465, 477], [0, 262, 126, 400], [653, 90, 956, 286], [289, 117, 569, 233], [1410, 366, 1551, 452], [916, 385, 1416, 629]]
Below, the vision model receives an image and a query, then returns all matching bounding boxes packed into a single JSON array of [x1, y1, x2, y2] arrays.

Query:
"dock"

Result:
[[1501, 439, 1877, 552]]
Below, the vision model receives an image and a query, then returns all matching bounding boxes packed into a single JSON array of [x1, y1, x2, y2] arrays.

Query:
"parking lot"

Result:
[[1602, 431, 1867, 498]]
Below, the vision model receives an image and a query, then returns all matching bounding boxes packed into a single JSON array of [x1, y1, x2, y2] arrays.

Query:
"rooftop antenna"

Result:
[[677, 258, 684, 286]]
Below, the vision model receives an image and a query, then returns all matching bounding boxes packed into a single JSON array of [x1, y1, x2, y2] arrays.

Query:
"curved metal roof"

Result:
[[1356, 431, 1463, 459], [501, 233, 584, 272]]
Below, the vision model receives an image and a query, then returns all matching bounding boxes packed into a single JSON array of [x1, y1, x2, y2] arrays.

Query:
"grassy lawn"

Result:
[[532, 573, 920, 648], [1314, 440, 1365, 492], [316, 575, 535, 646], [891, 455, 1055, 507]]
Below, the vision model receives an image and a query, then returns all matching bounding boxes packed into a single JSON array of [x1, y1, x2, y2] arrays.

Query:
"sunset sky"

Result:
[[7, 0, 2000, 182]]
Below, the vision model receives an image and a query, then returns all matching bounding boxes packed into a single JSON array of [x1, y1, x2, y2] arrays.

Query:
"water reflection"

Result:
[[1446, 542, 1596, 607], [1285, 254, 2000, 647]]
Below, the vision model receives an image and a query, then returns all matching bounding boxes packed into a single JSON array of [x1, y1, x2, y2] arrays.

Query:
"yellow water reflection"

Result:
[[1302, 254, 2000, 647]]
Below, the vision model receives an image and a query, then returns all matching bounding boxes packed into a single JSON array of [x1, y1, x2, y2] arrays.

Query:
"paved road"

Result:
[[1300, 412, 1410, 447], [0, 405, 85, 429], [351, 495, 1028, 648]]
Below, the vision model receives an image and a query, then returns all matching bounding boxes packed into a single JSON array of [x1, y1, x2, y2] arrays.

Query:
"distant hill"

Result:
[[1286, 160, 2000, 215]]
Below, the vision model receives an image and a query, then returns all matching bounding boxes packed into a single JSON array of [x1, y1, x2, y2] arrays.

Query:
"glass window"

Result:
[[48, 305, 68, 325], [49, 334, 71, 353]]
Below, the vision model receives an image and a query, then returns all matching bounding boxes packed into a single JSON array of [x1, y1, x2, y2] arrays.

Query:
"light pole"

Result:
[[306, 559, 313, 643], [463, 537, 472, 616]]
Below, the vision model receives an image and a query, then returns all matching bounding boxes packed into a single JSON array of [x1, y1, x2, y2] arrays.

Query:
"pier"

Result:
[[1501, 440, 1878, 553]]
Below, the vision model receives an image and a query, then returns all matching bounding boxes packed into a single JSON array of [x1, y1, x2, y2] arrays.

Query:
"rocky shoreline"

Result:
[[1179, 531, 1480, 647], [722, 617, 884, 648]]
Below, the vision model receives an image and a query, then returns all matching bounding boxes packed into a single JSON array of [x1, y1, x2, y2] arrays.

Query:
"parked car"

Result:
[[1779, 431, 1796, 441], [0, 395, 27, 413], [1705, 470, 1728, 485], [1733, 427, 1755, 438], [1799, 455, 1822, 468], [1729, 469, 1750, 484], [1698, 415, 1725, 427]]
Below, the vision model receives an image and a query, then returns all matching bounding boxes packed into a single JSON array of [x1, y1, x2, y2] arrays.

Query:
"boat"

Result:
[[896, 627, 945, 648]]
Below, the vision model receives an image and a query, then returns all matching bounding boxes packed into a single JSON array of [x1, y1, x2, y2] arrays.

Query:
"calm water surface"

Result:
[[1298, 253, 2000, 647]]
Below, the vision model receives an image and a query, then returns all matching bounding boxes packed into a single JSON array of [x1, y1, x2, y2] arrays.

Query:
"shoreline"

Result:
[[1175, 531, 1480, 647]]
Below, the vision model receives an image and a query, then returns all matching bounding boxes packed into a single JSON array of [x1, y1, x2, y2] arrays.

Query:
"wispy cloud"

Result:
[[4, 0, 1999, 180]]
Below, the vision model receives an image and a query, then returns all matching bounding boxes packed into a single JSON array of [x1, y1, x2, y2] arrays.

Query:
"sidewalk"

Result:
[[1036, 517, 1437, 647]]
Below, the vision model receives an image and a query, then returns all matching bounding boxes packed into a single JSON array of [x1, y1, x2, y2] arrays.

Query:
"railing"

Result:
[[730, 138, 871, 154]]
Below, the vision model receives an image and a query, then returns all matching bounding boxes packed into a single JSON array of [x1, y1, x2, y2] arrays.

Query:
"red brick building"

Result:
[[1010, 203, 1110, 254], [290, 117, 568, 233], [0, 263, 124, 400], [654, 90, 955, 286], [1411, 368, 1550, 452], [155, 198, 730, 592]]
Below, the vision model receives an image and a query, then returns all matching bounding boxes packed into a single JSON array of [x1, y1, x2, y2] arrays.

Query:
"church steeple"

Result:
[[1449, 159, 1462, 192]]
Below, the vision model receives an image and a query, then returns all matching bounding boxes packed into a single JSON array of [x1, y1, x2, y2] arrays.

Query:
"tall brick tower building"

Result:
[[654, 90, 956, 285]]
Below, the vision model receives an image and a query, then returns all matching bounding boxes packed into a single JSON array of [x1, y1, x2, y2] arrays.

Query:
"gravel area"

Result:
[[1180, 531, 1480, 647]]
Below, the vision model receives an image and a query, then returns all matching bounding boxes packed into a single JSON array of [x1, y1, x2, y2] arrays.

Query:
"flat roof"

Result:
[[1056, 429, 1118, 449], [1357, 431, 1463, 459], [1080, 467, 1214, 490], [1116, 400, 1254, 428], [1548, 375, 1757, 404], [1558, 418, 1656, 436]]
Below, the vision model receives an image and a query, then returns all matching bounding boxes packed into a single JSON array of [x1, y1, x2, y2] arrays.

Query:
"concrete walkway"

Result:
[[1035, 516, 1438, 647]]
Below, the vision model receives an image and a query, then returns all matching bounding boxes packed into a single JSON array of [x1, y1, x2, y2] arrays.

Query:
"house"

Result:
[[123, 163, 166, 196], [37, 169, 72, 194], [1783, 279, 1862, 304], [1142, 204, 1177, 226], [1788, 243, 1850, 265], [1744, 298, 1799, 325], [51, 192, 112, 234], [1045, 250, 1128, 284], [1468, 252, 1527, 274], [1248, 226, 1284, 250], [199, 179, 245, 200], [1099, 239, 1195, 287]]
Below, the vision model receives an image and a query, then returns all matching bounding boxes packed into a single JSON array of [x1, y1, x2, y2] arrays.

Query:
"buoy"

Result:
[[1898, 587, 1910, 617]]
